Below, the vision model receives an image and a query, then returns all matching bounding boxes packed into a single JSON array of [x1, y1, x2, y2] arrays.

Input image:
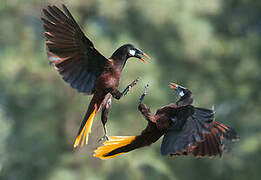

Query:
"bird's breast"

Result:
[[97, 69, 121, 90], [155, 114, 172, 130]]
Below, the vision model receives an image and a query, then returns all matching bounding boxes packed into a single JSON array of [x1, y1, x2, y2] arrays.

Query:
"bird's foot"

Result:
[[143, 84, 149, 94], [123, 77, 140, 96], [98, 134, 110, 143], [139, 84, 149, 104]]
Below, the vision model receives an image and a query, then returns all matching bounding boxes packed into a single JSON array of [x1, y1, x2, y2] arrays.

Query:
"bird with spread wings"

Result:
[[41, 5, 151, 148], [94, 83, 239, 159]]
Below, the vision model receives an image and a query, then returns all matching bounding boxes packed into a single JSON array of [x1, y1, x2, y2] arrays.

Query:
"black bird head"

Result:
[[169, 82, 194, 106], [111, 44, 151, 64]]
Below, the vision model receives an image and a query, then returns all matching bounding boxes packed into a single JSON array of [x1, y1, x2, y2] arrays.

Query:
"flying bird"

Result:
[[94, 83, 239, 159], [41, 5, 151, 148]]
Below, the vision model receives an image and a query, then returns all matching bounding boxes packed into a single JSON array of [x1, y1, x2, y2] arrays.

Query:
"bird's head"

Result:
[[169, 82, 194, 106], [111, 44, 151, 64]]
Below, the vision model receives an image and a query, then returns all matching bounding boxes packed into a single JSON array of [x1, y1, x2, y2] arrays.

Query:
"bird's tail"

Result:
[[73, 95, 103, 148], [93, 136, 136, 159]]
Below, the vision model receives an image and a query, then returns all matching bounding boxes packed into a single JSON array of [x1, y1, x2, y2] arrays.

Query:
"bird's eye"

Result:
[[129, 49, 136, 56]]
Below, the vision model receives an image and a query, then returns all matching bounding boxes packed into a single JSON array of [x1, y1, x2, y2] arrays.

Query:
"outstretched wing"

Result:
[[41, 5, 108, 94], [161, 106, 215, 156], [191, 127, 224, 157], [190, 121, 239, 157]]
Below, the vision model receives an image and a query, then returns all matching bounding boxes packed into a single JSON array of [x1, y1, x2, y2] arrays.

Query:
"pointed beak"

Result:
[[141, 52, 151, 63], [136, 50, 151, 63], [169, 82, 179, 90]]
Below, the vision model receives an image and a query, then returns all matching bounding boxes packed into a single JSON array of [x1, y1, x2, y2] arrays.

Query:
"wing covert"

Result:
[[161, 106, 215, 156]]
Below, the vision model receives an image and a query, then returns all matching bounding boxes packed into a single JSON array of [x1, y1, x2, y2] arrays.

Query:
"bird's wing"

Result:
[[161, 106, 215, 156], [94, 122, 165, 159], [41, 5, 108, 94]]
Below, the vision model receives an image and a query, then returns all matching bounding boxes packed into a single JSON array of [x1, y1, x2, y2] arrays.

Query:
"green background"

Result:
[[0, 0, 260, 179]]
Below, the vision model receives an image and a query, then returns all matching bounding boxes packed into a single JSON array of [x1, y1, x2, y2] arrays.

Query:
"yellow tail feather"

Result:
[[93, 136, 136, 159], [73, 108, 97, 148]]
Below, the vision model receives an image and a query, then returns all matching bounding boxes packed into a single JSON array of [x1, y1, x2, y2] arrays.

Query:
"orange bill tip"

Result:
[[140, 52, 151, 63], [169, 82, 178, 89], [170, 82, 178, 86], [140, 57, 148, 64], [168, 84, 175, 89], [143, 52, 151, 60]]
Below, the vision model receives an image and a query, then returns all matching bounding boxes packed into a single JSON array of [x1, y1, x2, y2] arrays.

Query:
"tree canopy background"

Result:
[[0, 0, 260, 180]]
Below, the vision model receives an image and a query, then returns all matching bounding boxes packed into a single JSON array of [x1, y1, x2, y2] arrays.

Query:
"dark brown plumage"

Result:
[[41, 5, 151, 148], [94, 83, 239, 159]]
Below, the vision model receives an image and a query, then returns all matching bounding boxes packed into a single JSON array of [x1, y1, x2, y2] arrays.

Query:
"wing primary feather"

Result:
[[204, 136, 211, 156], [41, 17, 55, 27], [62, 5, 79, 28], [44, 31, 74, 41], [43, 13, 75, 33], [62, 4, 94, 47], [212, 129, 223, 156], [47, 6, 66, 21], [51, 5, 75, 28], [47, 6, 63, 20], [45, 38, 76, 45], [46, 42, 78, 49], [55, 54, 81, 68], [43, 9, 59, 23], [43, 24, 73, 37], [52, 5, 69, 20], [42, 5, 108, 95]]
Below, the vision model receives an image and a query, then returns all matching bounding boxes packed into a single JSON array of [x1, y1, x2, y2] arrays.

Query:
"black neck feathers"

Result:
[[176, 90, 194, 107], [111, 44, 135, 62]]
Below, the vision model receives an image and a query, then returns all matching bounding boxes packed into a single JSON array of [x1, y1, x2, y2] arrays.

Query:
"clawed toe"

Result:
[[98, 135, 110, 143], [139, 84, 149, 104], [129, 77, 139, 87], [123, 78, 140, 96], [142, 84, 149, 96]]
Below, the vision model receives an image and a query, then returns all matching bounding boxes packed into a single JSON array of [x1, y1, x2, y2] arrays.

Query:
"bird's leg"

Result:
[[122, 77, 139, 96], [139, 84, 149, 105], [138, 84, 154, 122], [111, 77, 139, 99], [98, 97, 112, 142], [98, 125, 109, 142]]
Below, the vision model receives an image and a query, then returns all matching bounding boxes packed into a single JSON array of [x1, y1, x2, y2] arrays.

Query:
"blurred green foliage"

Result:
[[0, 0, 260, 179]]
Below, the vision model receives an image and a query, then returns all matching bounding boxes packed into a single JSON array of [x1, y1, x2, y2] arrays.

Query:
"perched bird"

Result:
[[94, 83, 239, 159], [41, 5, 151, 148]]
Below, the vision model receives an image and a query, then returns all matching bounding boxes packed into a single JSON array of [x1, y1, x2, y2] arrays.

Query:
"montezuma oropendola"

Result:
[[94, 83, 239, 159], [41, 5, 151, 148]]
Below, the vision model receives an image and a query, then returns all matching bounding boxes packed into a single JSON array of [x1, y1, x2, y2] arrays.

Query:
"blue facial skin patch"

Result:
[[179, 91, 184, 97]]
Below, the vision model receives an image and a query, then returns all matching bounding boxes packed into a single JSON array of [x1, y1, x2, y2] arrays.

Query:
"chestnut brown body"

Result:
[[94, 85, 239, 159], [41, 5, 149, 147]]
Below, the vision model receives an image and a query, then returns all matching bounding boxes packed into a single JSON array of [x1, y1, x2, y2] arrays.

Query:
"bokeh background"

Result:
[[0, 0, 260, 180]]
